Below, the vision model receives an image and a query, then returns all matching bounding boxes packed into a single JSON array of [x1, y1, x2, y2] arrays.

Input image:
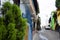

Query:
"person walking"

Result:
[[37, 16, 41, 31]]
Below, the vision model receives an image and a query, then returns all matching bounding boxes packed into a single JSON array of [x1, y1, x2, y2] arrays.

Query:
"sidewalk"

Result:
[[33, 30, 41, 40], [33, 29, 48, 40]]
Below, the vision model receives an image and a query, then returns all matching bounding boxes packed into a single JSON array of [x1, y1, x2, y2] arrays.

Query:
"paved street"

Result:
[[33, 29, 60, 40]]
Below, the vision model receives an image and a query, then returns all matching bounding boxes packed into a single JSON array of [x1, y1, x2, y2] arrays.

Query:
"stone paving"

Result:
[[33, 29, 60, 40]]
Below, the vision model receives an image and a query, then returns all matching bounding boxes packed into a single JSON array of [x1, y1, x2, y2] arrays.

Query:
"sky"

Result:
[[37, 0, 56, 27]]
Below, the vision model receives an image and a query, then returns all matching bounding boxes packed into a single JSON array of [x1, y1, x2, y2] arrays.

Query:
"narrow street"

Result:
[[33, 29, 60, 40], [0, 0, 60, 40]]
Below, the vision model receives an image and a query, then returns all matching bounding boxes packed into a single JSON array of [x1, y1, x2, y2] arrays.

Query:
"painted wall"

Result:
[[20, 1, 32, 40], [57, 10, 60, 26]]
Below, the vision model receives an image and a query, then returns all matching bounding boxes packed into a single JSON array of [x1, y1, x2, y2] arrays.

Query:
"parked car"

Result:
[[45, 25, 51, 30]]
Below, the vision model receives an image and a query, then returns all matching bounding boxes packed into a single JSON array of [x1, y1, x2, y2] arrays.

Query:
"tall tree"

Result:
[[56, 0, 60, 9]]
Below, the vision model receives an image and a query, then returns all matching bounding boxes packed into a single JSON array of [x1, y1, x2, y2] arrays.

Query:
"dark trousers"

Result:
[[37, 25, 41, 31]]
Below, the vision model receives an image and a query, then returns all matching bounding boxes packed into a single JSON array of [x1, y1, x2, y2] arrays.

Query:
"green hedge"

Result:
[[0, 2, 27, 40]]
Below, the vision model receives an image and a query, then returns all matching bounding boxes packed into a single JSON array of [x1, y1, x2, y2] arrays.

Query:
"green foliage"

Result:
[[56, 0, 60, 9], [7, 23, 16, 40], [0, 17, 7, 40], [1, 2, 12, 15], [0, 2, 27, 40]]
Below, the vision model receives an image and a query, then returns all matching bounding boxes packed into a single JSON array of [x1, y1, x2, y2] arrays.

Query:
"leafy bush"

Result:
[[0, 2, 27, 40]]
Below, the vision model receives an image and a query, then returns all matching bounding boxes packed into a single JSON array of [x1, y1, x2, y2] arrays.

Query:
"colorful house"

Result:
[[20, 0, 33, 40], [20, 0, 40, 40]]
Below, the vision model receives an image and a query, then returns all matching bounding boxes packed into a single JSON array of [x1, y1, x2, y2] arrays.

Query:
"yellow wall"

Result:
[[24, 26, 29, 40], [57, 10, 60, 26]]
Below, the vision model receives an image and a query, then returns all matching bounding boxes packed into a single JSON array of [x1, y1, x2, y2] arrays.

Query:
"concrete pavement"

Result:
[[33, 29, 60, 40]]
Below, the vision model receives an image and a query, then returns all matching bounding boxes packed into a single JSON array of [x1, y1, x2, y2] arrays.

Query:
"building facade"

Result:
[[20, 0, 40, 40], [20, 0, 32, 40]]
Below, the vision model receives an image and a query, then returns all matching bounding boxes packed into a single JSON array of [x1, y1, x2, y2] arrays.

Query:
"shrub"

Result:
[[0, 2, 27, 40]]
